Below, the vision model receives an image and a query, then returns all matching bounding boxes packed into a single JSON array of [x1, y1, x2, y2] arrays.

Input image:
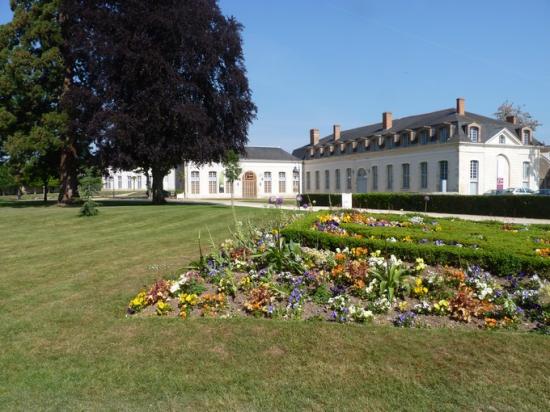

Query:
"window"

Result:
[[208, 171, 217, 194], [226, 180, 233, 194], [372, 166, 378, 190], [386, 136, 394, 149], [469, 160, 479, 194], [314, 171, 320, 191], [469, 126, 479, 143], [420, 162, 428, 189], [402, 163, 410, 189], [439, 127, 448, 143], [499, 135, 505, 144], [420, 130, 428, 145], [137, 176, 142, 189], [127, 176, 132, 189], [439, 161, 448, 192], [401, 132, 409, 147], [523, 130, 530, 145], [346, 168, 352, 190], [191, 171, 200, 194], [278, 172, 286, 193], [335, 169, 341, 191], [306, 172, 311, 190], [292, 170, 300, 193], [118, 176, 122, 189], [386, 165, 393, 190], [264, 171, 272, 193], [522, 162, 530, 187], [324, 170, 330, 191], [104, 178, 110, 190]]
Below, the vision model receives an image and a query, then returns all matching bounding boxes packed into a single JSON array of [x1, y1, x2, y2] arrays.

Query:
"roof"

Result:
[[292, 107, 542, 159], [242, 146, 298, 161]]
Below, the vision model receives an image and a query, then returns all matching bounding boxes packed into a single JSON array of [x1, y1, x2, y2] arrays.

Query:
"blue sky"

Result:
[[2, 1, 549, 150]]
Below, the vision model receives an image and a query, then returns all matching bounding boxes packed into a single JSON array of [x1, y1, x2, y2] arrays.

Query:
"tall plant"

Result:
[[223, 149, 242, 208]]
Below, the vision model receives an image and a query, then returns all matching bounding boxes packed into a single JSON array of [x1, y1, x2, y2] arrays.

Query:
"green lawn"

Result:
[[1, 201, 549, 411]]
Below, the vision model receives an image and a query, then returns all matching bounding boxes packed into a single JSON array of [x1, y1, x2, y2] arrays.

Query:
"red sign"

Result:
[[497, 177, 504, 190]]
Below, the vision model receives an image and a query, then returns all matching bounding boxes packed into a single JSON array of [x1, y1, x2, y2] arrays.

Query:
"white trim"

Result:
[[485, 128, 522, 146]]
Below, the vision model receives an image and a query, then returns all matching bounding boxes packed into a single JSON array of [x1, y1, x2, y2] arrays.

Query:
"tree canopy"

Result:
[[495, 101, 542, 131], [64, 0, 256, 203], [0, 0, 65, 200]]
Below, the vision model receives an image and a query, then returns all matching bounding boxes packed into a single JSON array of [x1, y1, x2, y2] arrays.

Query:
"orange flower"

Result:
[[484, 318, 497, 329]]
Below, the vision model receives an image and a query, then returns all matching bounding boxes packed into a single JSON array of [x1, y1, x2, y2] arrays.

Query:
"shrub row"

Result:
[[282, 214, 550, 278], [300, 193, 550, 219]]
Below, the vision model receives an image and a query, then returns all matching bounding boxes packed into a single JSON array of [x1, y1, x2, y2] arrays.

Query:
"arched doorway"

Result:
[[356, 168, 367, 193], [496, 155, 510, 190], [242, 171, 257, 198]]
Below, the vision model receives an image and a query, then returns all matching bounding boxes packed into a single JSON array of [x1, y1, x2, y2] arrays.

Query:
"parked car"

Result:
[[535, 188, 550, 196], [483, 189, 504, 196], [500, 187, 535, 195]]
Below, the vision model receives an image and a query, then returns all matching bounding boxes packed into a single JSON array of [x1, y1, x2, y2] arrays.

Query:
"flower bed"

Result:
[[127, 220, 550, 334], [282, 211, 550, 277]]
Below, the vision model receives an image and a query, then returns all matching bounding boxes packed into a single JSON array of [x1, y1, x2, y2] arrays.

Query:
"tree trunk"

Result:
[[145, 170, 151, 198], [43, 180, 49, 203], [151, 166, 166, 204], [58, 144, 79, 204]]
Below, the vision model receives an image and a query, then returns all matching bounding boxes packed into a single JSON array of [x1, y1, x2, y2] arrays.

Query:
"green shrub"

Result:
[[300, 193, 550, 219]]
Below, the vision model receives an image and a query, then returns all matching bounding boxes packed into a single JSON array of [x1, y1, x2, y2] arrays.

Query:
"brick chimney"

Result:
[[309, 128, 320, 146], [333, 124, 341, 141], [382, 112, 393, 130], [506, 115, 518, 125], [456, 97, 465, 115]]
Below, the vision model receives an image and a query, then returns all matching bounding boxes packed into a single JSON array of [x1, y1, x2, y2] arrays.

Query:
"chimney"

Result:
[[456, 97, 465, 115], [506, 115, 517, 125], [382, 112, 393, 130], [333, 124, 341, 141], [309, 128, 319, 146]]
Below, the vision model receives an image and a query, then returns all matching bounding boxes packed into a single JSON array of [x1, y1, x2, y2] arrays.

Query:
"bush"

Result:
[[299, 193, 550, 219], [282, 213, 550, 278]]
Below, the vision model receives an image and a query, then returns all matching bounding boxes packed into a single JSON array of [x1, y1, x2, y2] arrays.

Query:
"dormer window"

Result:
[[469, 126, 479, 143], [439, 127, 449, 143], [401, 132, 409, 147], [499, 135, 505, 144], [386, 136, 394, 149], [522, 130, 530, 145], [419, 130, 428, 145]]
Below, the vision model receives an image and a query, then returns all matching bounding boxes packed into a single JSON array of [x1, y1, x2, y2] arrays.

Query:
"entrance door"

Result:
[[356, 168, 367, 193], [242, 171, 257, 198], [496, 155, 510, 190]]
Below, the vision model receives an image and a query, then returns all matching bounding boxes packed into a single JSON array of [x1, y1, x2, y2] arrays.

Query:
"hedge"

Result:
[[282, 212, 550, 278], [300, 193, 550, 219]]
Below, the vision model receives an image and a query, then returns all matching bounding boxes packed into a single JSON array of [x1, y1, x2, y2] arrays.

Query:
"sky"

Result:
[[1, 0, 549, 151]]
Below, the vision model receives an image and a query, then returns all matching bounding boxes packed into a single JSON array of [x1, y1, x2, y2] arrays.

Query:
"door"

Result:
[[356, 168, 367, 193], [496, 155, 510, 190], [242, 171, 257, 198], [469, 160, 479, 195]]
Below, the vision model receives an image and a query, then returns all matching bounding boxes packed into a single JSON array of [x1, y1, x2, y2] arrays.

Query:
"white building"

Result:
[[292, 98, 546, 195], [102, 147, 302, 199]]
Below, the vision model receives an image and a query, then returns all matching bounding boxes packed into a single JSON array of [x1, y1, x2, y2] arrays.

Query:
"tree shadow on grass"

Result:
[[0, 198, 228, 209]]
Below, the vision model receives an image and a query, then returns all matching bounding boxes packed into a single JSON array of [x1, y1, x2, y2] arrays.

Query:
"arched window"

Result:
[[469, 126, 479, 143]]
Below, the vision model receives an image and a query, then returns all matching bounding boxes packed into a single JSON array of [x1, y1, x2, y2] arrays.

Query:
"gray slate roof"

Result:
[[292, 108, 542, 159], [242, 146, 298, 161]]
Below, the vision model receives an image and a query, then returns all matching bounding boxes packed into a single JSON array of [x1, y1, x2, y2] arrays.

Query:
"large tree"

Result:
[[0, 0, 66, 201], [64, 0, 256, 203]]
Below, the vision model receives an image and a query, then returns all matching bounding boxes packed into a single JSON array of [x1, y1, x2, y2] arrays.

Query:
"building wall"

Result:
[[458, 143, 540, 194], [302, 143, 459, 194], [183, 160, 302, 199], [102, 169, 177, 192]]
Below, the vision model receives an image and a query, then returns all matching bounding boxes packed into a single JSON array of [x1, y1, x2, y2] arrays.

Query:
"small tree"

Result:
[[495, 101, 542, 131], [78, 169, 102, 216], [223, 150, 242, 207]]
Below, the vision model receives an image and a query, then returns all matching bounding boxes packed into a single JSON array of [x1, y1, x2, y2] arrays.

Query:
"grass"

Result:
[[0, 201, 549, 410]]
